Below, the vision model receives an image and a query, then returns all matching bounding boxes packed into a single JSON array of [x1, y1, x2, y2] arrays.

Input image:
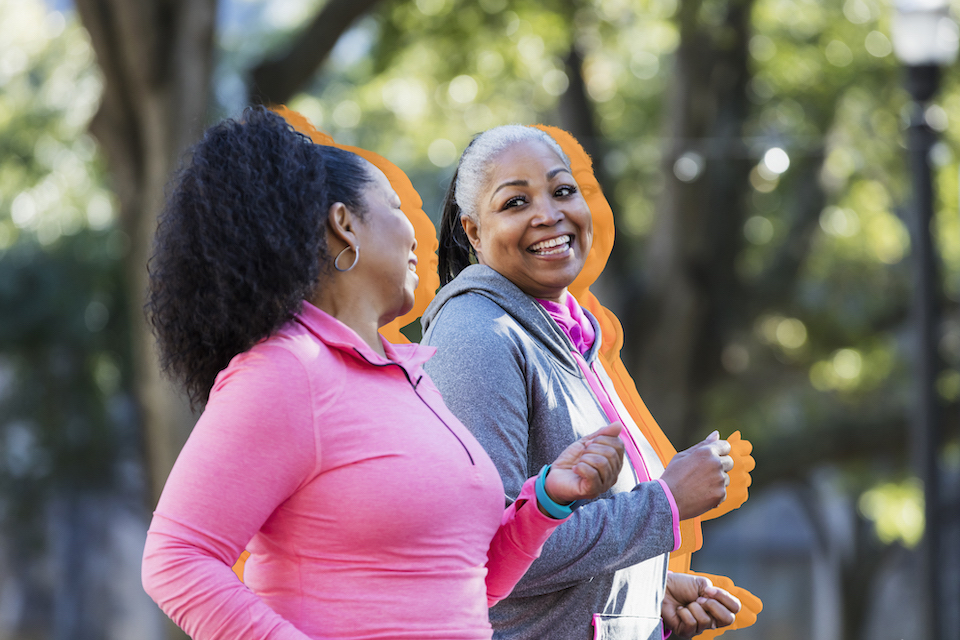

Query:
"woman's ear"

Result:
[[461, 215, 482, 255], [327, 202, 359, 252]]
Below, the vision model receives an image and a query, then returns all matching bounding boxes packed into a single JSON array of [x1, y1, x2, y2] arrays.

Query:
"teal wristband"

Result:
[[535, 465, 575, 519]]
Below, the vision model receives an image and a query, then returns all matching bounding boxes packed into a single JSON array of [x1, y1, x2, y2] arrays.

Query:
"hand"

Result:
[[543, 423, 624, 505], [659, 431, 733, 520], [662, 572, 741, 637]]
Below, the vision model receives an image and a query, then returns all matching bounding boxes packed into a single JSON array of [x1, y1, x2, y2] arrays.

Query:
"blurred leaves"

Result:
[[858, 477, 925, 547], [0, 0, 136, 528]]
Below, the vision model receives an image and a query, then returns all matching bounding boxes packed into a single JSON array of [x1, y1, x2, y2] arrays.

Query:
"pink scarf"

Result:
[[536, 293, 596, 355]]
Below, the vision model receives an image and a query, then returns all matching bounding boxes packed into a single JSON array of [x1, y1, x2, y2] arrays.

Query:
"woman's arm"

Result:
[[424, 302, 676, 598], [484, 424, 624, 605], [141, 347, 318, 640], [484, 476, 559, 606]]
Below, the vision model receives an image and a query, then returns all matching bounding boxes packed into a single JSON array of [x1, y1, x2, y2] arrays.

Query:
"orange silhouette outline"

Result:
[[539, 125, 761, 636], [232, 110, 761, 636]]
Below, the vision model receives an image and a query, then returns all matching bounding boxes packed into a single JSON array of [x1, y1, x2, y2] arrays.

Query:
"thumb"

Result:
[[696, 576, 716, 597], [585, 422, 623, 440], [704, 430, 720, 443]]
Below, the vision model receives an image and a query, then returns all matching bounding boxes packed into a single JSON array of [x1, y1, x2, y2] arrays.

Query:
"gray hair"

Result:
[[454, 125, 570, 221]]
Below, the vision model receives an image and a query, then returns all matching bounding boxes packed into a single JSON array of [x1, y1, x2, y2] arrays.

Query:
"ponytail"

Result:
[[437, 167, 474, 286]]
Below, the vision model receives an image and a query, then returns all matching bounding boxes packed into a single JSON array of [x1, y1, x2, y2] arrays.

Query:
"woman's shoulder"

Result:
[[436, 287, 510, 318], [213, 321, 345, 397], [424, 290, 524, 346]]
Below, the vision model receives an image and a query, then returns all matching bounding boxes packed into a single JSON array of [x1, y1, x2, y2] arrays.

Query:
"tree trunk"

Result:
[[248, 0, 384, 105], [74, 2, 217, 637], [635, 0, 755, 446], [75, 0, 217, 513]]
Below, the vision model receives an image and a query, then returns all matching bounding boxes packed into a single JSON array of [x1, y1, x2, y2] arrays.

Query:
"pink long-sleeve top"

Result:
[[141, 302, 565, 640]]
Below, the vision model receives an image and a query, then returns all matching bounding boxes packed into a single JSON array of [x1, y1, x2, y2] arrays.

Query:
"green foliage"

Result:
[[858, 477, 925, 547]]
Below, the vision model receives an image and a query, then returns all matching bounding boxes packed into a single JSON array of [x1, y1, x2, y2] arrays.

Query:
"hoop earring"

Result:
[[334, 245, 359, 272]]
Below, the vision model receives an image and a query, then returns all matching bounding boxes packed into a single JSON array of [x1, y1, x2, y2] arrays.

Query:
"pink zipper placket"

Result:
[[570, 350, 651, 483]]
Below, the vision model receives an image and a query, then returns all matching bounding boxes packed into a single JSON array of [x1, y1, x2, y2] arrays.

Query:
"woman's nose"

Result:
[[532, 200, 564, 226]]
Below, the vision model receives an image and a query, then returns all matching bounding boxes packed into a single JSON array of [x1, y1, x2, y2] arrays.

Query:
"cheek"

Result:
[[488, 220, 526, 254], [390, 217, 413, 251]]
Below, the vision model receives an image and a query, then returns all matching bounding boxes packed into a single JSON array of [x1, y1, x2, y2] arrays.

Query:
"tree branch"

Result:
[[248, 0, 383, 106]]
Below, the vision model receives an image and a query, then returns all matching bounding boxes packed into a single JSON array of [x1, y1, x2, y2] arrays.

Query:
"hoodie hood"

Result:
[[421, 264, 602, 372]]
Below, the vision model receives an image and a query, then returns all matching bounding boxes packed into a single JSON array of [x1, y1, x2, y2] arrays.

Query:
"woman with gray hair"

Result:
[[422, 124, 746, 640]]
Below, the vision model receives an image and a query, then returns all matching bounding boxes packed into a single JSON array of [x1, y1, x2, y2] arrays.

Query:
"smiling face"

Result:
[[352, 162, 419, 324], [462, 140, 593, 301]]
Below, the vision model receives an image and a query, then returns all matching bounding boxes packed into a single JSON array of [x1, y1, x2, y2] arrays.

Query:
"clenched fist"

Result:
[[660, 431, 733, 520], [542, 423, 625, 507]]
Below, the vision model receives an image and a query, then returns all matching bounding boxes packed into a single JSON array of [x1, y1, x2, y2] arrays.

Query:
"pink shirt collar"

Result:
[[295, 300, 436, 369]]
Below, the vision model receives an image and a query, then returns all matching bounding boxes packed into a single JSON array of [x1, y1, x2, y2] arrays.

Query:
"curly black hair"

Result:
[[145, 106, 372, 409]]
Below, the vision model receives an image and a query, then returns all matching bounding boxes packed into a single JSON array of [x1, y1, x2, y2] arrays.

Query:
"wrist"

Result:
[[535, 465, 577, 519]]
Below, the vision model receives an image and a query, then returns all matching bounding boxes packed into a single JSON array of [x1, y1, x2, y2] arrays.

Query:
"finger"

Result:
[[694, 576, 715, 597], [582, 450, 622, 489], [720, 454, 734, 472], [584, 436, 625, 458], [573, 454, 616, 486], [572, 460, 604, 489], [699, 598, 737, 627], [704, 430, 719, 443], [580, 439, 624, 466], [713, 439, 732, 456], [703, 588, 741, 615], [723, 472, 730, 487], [676, 605, 698, 631], [573, 454, 610, 482], [578, 441, 622, 461], [582, 422, 623, 442], [684, 602, 714, 633]]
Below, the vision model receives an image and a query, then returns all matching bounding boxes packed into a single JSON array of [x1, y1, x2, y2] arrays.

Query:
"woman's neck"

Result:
[[309, 289, 387, 357]]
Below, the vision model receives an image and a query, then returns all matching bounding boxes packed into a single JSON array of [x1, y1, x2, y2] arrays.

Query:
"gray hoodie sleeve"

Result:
[[423, 296, 675, 598]]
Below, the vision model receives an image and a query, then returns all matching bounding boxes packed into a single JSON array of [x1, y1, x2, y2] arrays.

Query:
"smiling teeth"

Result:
[[529, 235, 571, 252]]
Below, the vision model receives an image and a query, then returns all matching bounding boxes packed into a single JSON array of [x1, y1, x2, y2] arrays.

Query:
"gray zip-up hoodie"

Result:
[[421, 265, 676, 640]]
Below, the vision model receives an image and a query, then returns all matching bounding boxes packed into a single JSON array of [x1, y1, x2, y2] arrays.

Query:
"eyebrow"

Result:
[[489, 167, 573, 201]]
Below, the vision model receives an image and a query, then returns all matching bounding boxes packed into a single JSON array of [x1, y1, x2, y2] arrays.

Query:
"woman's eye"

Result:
[[503, 196, 526, 209], [555, 185, 577, 198]]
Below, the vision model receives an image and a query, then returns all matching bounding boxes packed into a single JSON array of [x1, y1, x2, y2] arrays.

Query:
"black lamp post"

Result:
[[891, 1, 958, 637]]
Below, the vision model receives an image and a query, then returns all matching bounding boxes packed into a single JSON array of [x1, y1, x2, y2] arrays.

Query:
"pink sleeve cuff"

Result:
[[485, 476, 568, 607], [656, 479, 682, 552], [505, 475, 571, 527]]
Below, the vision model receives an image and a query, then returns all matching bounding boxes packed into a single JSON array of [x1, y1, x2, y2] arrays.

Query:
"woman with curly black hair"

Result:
[[140, 107, 625, 640]]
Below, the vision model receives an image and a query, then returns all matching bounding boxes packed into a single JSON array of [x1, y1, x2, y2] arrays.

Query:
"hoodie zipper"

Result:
[[352, 348, 475, 465]]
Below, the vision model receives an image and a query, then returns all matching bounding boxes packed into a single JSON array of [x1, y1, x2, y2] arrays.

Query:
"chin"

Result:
[[537, 269, 579, 291], [398, 294, 415, 318]]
